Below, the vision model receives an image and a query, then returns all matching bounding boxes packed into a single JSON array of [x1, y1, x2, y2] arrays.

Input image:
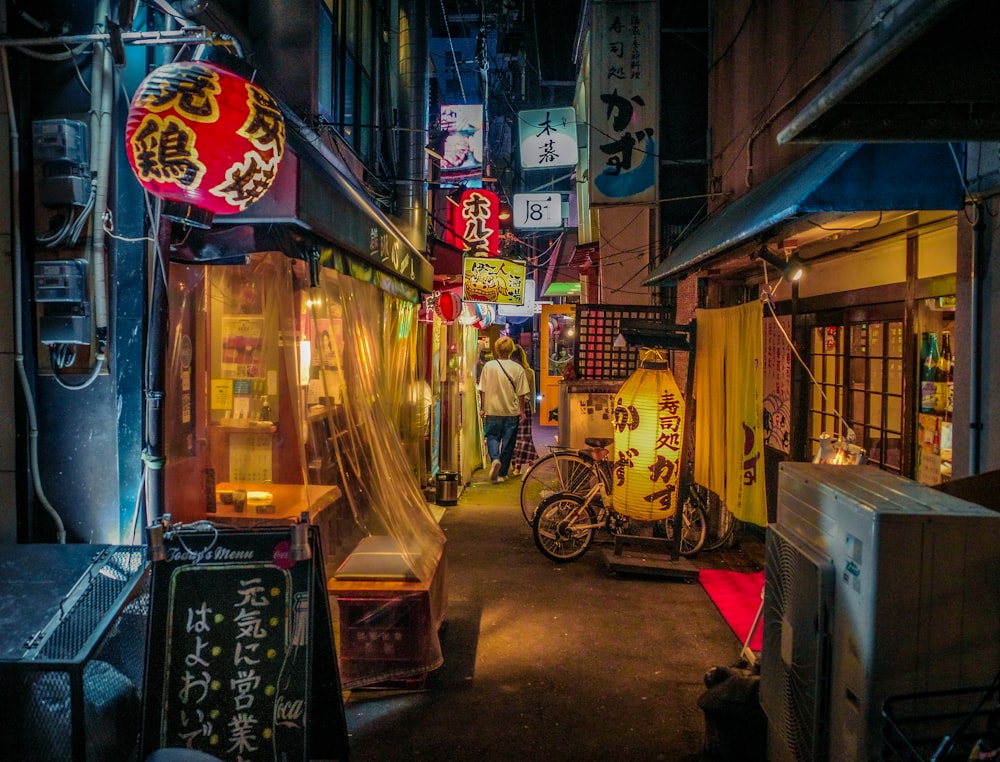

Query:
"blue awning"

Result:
[[643, 142, 965, 285]]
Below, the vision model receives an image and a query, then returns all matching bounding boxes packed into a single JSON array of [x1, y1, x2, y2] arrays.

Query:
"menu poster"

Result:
[[763, 314, 792, 453], [221, 316, 265, 379], [141, 526, 348, 761]]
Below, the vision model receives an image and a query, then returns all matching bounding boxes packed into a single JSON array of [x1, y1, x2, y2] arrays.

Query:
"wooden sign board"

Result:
[[140, 525, 348, 761]]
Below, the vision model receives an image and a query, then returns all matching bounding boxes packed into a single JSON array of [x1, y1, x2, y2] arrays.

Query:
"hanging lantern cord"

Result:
[[760, 292, 853, 443], [638, 347, 670, 369]]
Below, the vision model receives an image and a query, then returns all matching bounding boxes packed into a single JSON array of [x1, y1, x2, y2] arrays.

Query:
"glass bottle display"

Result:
[[940, 331, 953, 417], [920, 332, 940, 414], [934, 331, 950, 415]]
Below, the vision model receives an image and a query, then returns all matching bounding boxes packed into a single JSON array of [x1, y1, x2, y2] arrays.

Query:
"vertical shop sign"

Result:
[[589, 1, 660, 205], [763, 315, 792, 453], [518, 107, 578, 169], [436, 104, 484, 185], [446, 188, 500, 256]]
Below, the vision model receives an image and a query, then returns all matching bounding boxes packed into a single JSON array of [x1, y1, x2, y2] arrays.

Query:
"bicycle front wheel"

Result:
[[520, 451, 600, 524], [701, 492, 739, 552], [657, 490, 709, 557], [678, 490, 708, 557], [532, 492, 597, 562]]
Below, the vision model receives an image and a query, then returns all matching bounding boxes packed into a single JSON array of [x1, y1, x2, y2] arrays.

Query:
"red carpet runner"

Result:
[[698, 569, 764, 651]]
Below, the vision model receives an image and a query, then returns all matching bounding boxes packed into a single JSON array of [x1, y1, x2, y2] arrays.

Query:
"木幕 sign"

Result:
[[518, 107, 578, 169]]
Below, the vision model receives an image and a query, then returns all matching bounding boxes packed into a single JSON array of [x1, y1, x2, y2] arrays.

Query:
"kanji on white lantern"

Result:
[[612, 350, 685, 521], [125, 56, 285, 228]]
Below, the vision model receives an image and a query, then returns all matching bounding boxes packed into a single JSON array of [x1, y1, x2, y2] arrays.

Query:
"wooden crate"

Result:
[[328, 537, 447, 689]]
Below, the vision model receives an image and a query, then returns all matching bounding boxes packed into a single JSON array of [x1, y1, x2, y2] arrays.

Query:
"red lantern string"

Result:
[[435, 291, 463, 322]]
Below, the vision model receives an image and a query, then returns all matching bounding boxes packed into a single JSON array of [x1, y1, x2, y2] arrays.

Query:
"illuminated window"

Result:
[[808, 315, 904, 474]]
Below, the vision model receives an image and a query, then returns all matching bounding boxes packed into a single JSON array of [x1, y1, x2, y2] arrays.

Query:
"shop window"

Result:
[[808, 326, 845, 455], [317, 0, 377, 164], [808, 317, 904, 475], [848, 320, 904, 474], [914, 296, 955, 486]]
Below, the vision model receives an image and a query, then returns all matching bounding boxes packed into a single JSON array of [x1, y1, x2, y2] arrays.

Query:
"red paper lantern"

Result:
[[435, 291, 462, 322], [125, 58, 286, 228]]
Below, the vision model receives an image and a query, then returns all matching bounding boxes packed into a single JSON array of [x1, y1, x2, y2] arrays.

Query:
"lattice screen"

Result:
[[573, 304, 674, 379]]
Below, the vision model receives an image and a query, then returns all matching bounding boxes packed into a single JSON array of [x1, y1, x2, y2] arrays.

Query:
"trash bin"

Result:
[[435, 471, 460, 506], [698, 666, 766, 761]]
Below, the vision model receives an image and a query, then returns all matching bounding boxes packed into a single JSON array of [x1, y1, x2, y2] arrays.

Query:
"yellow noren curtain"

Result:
[[694, 302, 766, 526]]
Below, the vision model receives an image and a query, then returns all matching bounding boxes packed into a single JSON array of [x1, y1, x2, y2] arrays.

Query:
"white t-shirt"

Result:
[[478, 359, 530, 416]]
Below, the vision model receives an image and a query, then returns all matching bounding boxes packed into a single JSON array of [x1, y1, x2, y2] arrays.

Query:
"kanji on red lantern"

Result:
[[125, 59, 285, 227]]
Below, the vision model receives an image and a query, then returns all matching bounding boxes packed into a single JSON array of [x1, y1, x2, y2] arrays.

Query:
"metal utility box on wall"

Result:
[[762, 463, 1000, 762], [32, 118, 90, 207], [557, 380, 623, 449], [33, 259, 91, 346]]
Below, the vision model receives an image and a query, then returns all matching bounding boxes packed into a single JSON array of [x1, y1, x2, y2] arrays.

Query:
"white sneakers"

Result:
[[489, 460, 501, 482]]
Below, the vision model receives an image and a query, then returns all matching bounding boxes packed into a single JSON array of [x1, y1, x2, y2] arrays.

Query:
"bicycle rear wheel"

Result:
[[519, 450, 600, 524], [658, 489, 708, 557], [690, 483, 739, 552], [532, 492, 597, 562], [702, 505, 739, 552]]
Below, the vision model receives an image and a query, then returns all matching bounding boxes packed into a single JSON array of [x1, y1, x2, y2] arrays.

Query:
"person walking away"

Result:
[[509, 345, 538, 476], [478, 337, 529, 482]]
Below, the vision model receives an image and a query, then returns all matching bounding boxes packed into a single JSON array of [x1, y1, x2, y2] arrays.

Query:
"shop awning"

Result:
[[643, 142, 964, 286], [222, 125, 435, 294], [779, 0, 1000, 143], [540, 231, 580, 298]]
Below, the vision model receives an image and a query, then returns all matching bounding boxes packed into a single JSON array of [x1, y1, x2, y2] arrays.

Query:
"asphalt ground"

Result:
[[342, 426, 766, 761]]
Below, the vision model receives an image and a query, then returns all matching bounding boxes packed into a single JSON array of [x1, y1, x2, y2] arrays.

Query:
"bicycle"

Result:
[[530, 437, 709, 563], [519, 442, 608, 525], [686, 481, 741, 552]]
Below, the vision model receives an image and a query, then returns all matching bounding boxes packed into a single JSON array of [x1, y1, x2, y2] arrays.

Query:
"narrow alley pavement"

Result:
[[342, 426, 766, 761]]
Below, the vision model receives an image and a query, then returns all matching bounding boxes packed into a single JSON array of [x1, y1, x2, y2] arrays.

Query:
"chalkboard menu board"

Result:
[[140, 524, 348, 761]]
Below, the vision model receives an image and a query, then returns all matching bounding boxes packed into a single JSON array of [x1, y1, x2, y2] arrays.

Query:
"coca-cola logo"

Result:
[[273, 540, 295, 569]]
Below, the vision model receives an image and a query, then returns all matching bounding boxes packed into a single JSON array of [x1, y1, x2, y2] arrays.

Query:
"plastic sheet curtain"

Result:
[[694, 301, 767, 527], [163, 254, 292, 520], [306, 264, 445, 583], [163, 252, 444, 582], [381, 293, 428, 475]]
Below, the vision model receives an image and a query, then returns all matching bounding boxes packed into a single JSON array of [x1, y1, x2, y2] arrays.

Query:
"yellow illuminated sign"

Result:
[[461, 257, 526, 305]]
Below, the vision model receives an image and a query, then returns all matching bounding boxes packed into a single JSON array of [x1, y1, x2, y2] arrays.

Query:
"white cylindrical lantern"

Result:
[[612, 350, 685, 521]]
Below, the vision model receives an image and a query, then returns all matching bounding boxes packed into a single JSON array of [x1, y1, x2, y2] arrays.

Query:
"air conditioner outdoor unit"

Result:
[[761, 463, 1000, 762], [760, 525, 834, 762]]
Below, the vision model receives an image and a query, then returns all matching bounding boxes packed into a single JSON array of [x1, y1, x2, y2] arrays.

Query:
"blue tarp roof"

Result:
[[644, 142, 965, 285]]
